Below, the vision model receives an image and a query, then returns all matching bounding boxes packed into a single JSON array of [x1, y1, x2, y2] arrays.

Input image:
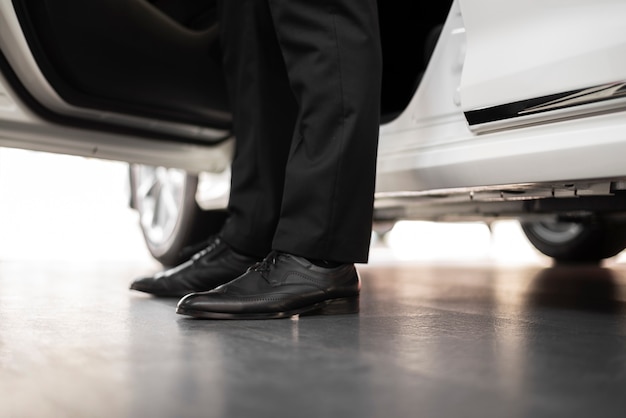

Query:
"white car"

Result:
[[1, 0, 625, 264]]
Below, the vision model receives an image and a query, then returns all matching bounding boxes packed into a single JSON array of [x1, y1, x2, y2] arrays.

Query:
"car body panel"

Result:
[[459, 0, 626, 111], [0, 69, 233, 173], [375, 0, 626, 221]]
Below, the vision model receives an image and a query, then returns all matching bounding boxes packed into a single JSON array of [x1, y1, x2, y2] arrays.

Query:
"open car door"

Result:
[[0, 0, 233, 171]]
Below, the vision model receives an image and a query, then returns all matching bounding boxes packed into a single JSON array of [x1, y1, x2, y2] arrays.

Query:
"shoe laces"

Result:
[[250, 251, 280, 280]]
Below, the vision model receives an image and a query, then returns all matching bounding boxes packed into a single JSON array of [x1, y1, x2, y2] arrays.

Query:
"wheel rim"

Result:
[[529, 221, 584, 244], [133, 165, 187, 252]]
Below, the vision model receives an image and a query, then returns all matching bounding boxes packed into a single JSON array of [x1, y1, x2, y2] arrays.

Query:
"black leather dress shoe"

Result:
[[130, 237, 260, 297], [176, 252, 360, 319]]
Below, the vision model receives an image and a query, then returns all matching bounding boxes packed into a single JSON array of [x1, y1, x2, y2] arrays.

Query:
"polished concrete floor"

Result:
[[2, 257, 626, 418], [1, 150, 626, 417]]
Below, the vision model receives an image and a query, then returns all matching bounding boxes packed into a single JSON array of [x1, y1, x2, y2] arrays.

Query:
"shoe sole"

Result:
[[175, 296, 359, 320], [129, 284, 192, 298]]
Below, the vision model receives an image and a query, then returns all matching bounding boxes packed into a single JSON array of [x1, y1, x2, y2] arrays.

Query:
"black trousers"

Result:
[[217, 0, 382, 263]]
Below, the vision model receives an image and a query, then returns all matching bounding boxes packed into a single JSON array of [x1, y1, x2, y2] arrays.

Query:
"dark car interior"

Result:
[[9, 0, 453, 138]]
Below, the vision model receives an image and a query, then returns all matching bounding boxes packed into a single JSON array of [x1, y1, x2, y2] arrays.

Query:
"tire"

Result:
[[129, 164, 228, 266], [520, 218, 626, 263]]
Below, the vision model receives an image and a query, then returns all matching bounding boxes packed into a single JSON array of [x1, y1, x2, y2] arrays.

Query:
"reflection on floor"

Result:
[[1, 257, 625, 418]]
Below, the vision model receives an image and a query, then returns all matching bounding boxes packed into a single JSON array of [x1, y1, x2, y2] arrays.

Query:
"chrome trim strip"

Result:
[[465, 81, 626, 134], [519, 82, 626, 115]]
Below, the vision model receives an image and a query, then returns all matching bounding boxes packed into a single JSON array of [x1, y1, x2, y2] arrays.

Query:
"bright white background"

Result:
[[0, 146, 575, 266], [0, 147, 156, 264]]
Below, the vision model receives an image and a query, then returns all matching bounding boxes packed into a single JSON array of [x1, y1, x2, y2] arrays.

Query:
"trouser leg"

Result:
[[217, 0, 297, 258], [268, 0, 383, 263], [218, 0, 382, 263]]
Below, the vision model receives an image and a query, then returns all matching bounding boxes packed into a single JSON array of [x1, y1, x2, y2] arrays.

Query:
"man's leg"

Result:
[[177, 0, 382, 318], [129, 0, 298, 297], [217, 0, 298, 258], [268, 0, 383, 263]]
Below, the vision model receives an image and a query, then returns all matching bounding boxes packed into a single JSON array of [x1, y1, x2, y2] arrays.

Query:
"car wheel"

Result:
[[129, 164, 228, 266], [373, 220, 396, 240], [520, 219, 626, 263]]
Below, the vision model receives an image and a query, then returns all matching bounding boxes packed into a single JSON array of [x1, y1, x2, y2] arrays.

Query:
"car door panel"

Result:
[[458, 0, 626, 131], [5, 0, 231, 137]]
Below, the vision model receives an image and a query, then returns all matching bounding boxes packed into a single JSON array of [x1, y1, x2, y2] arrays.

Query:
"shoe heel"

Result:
[[303, 296, 360, 316]]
